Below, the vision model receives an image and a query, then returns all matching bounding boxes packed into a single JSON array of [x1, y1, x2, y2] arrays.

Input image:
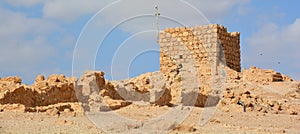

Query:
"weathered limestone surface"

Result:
[[110, 72, 172, 106], [159, 24, 239, 106], [0, 75, 78, 108], [160, 24, 241, 76], [0, 75, 80, 113]]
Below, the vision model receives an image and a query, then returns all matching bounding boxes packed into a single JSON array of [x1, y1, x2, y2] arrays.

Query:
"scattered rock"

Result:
[[287, 109, 298, 115], [46, 108, 60, 117], [100, 96, 132, 111], [210, 119, 221, 124], [173, 125, 197, 132], [35, 75, 45, 83]]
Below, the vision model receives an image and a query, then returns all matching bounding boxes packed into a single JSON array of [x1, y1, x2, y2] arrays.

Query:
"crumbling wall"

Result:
[[0, 75, 81, 113], [0, 75, 78, 108]]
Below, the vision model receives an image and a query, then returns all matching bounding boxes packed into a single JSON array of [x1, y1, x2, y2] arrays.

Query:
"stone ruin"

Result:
[[0, 24, 299, 116], [159, 24, 241, 106], [160, 24, 241, 75]]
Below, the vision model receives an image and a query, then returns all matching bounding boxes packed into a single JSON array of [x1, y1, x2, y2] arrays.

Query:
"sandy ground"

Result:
[[1, 104, 299, 134]]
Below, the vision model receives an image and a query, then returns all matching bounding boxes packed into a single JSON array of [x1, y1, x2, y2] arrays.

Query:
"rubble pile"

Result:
[[220, 67, 300, 115], [242, 66, 293, 83]]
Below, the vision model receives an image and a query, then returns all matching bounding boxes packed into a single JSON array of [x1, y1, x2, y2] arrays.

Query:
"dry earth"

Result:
[[0, 104, 299, 133]]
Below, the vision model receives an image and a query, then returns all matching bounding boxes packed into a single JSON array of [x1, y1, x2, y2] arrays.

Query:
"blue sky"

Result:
[[0, 0, 299, 84]]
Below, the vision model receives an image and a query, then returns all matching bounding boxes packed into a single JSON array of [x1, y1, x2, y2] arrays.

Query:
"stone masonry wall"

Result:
[[159, 24, 241, 106], [160, 24, 241, 77]]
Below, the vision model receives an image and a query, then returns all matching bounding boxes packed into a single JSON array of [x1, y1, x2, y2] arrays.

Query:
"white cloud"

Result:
[[0, 35, 58, 84], [0, 37, 56, 66], [283, 19, 300, 45], [0, 7, 60, 38], [40, 0, 248, 23], [80, 0, 249, 37], [244, 19, 300, 79], [42, 0, 115, 22], [185, 0, 249, 19], [0, 6, 60, 58], [4, 0, 116, 22], [0, 6, 71, 83], [3, 0, 43, 7], [3, 0, 250, 24]]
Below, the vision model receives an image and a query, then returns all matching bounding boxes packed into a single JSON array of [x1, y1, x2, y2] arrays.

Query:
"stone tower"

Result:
[[159, 24, 241, 106], [160, 24, 240, 77]]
